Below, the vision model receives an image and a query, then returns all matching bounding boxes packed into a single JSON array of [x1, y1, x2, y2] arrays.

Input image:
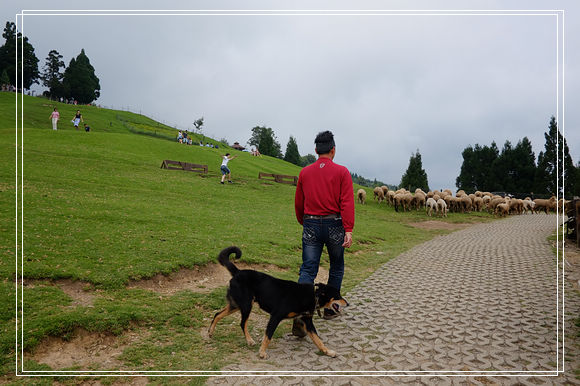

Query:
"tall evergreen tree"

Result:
[[0, 69, 8, 86], [284, 136, 300, 165], [41, 50, 65, 99], [248, 126, 282, 158], [491, 141, 517, 192], [535, 116, 575, 196], [0, 21, 39, 89], [456, 142, 499, 192], [62, 49, 100, 103], [511, 137, 536, 193], [400, 150, 429, 192]]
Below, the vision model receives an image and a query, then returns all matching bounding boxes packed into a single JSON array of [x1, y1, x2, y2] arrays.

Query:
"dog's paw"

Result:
[[259, 351, 268, 359], [325, 349, 337, 358], [246, 338, 256, 346]]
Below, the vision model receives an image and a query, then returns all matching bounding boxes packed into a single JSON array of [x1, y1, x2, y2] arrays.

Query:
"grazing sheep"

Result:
[[473, 196, 484, 212], [415, 188, 426, 196], [381, 185, 389, 197], [413, 191, 426, 210], [488, 197, 505, 213], [495, 203, 510, 217], [387, 190, 396, 206], [460, 196, 472, 213], [433, 194, 441, 202], [508, 199, 523, 215], [394, 192, 413, 212], [474, 191, 483, 198], [533, 196, 557, 214], [443, 189, 453, 197], [427, 191, 434, 198], [522, 199, 535, 214], [357, 189, 367, 205], [373, 187, 385, 203], [482, 195, 491, 206], [456, 190, 466, 198], [437, 198, 448, 217], [448, 196, 461, 213], [426, 197, 437, 217]]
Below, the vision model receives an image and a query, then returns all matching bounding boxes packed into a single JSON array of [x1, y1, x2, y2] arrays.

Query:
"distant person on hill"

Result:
[[220, 153, 238, 184], [177, 131, 183, 143], [49, 108, 60, 130], [293, 130, 354, 333], [84, 124, 90, 132], [72, 110, 83, 130]]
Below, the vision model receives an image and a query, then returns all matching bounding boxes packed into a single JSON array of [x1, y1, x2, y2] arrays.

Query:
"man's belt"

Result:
[[303, 214, 341, 220]]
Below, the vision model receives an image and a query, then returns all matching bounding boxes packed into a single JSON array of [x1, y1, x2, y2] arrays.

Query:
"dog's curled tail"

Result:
[[218, 246, 242, 276]]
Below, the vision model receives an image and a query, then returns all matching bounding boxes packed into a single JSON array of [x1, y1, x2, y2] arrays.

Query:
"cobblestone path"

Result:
[[208, 215, 580, 385]]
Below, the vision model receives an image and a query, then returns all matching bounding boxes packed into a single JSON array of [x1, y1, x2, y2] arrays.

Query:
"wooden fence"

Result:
[[258, 172, 298, 186], [161, 160, 208, 174]]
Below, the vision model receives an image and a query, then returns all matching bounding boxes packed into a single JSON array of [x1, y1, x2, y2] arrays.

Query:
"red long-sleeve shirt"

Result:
[[294, 157, 355, 232]]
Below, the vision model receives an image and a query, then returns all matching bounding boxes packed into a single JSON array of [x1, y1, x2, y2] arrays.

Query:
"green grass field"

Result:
[[0, 92, 493, 383]]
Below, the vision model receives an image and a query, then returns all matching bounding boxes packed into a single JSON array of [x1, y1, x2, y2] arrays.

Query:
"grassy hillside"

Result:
[[0, 92, 491, 381]]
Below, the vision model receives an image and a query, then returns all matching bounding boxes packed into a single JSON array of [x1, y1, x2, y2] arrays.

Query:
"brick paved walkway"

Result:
[[208, 215, 580, 385]]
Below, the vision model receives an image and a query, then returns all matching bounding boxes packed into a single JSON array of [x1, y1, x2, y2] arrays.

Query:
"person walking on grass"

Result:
[[72, 110, 83, 130], [49, 108, 60, 130], [220, 153, 238, 184], [293, 130, 354, 332]]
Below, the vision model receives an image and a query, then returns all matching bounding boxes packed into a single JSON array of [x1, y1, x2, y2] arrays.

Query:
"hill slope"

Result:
[[0, 92, 490, 377]]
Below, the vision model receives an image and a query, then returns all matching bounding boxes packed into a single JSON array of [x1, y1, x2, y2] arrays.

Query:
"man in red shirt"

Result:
[[294, 130, 354, 322]]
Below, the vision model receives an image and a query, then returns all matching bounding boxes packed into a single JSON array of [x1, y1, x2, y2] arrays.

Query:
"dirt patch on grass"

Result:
[[128, 262, 292, 295], [24, 279, 97, 307], [407, 221, 473, 231], [27, 327, 148, 371]]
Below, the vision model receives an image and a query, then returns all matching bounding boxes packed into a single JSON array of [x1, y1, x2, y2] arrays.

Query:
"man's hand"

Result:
[[342, 232, 353, 248]]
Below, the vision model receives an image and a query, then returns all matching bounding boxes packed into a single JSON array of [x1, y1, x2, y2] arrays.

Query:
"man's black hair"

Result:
[[314, 130, 335, 154]]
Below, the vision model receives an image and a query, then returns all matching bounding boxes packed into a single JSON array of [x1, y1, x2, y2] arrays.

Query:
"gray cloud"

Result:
[[4, 0, 578, 191]]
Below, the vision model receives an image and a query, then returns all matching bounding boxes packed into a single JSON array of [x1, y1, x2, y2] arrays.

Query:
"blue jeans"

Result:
[[298, 218, 345, 291]]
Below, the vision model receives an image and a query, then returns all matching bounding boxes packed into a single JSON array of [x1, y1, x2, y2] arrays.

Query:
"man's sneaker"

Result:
[[228, 180, 233, 184], [323, 308, 340, 320], [220, 181, 224, 184], [291, 319, 307, 338]]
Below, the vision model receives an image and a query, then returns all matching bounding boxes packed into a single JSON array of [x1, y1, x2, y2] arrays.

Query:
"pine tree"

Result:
[[535, 116, 575, 196], [41, 50, 65, 99], [0, 21, 39, 89], [248, 126, 282, 158], [456, 142, 500, 192], [0, 69, 8, 86], [62, 49, 101, 103], [284, 136, 300, 165], [400, 150, 429, 192]]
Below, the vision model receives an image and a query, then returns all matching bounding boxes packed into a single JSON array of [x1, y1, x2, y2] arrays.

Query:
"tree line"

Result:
[[0, 21, 100, 104], [248, 126, 316, 167], [456, 116, 579, 197]]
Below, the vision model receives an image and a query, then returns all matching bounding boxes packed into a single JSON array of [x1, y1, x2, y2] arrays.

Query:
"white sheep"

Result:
[[436, 198, 447, 217], [357, 189, 367, 205], [426, 197, 437, 217], [373, 187, 385, 203]]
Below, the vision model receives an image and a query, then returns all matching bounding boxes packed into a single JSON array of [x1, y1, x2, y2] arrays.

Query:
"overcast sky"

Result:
[[3, 0, 579, 190]]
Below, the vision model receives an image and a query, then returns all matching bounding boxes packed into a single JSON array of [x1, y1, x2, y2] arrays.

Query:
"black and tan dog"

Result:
[[208, 246, 347, 359]]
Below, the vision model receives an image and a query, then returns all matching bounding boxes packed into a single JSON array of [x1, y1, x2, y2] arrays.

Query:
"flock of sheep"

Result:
[[356, 186, 562, 218]]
